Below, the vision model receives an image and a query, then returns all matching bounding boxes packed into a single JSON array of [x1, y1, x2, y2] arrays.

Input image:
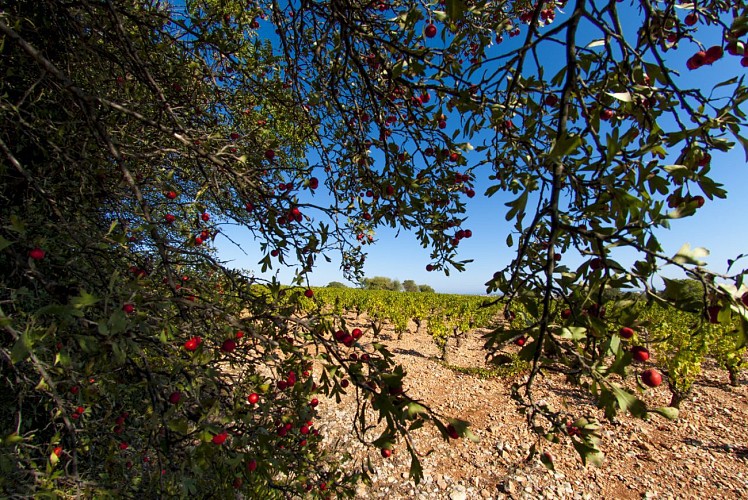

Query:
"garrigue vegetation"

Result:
[[1, 0, 747, 497]]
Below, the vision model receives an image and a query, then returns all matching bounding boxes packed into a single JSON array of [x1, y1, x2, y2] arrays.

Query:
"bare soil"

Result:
[[315, 315, 748, 500]]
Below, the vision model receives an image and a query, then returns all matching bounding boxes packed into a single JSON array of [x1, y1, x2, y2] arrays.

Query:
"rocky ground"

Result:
[[314, 316, 748, 500]]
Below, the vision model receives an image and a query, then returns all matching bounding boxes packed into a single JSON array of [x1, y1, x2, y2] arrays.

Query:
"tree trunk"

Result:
[[668, 384, 691, 409], [729, 368, 740, 387]]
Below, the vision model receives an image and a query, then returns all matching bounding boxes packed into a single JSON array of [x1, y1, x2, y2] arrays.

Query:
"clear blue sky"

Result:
[[215, 5, 748, 294]]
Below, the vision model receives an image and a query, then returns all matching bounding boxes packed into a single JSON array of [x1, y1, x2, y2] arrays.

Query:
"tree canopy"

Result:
[[1, 0, 747, 496]]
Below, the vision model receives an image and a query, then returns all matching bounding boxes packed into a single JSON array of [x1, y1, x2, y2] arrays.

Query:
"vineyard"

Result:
[[309, 299, 748, 499], [298, 286, 747, 408]]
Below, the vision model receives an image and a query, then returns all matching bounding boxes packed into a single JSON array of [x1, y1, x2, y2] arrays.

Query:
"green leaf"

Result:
[[445, 0, 467, 20], [548, 134, 582, 160], [71, 290, 100, 309], [558, 326, 587, 341], [606, 91, 632, 102], [391, 59, 405, 79], [539, 450, 555, 471], [406, 402, 427, 418], [672, 243, 709, 266], [610, 384, 647, 418], [0, 236, 13, 252], [11, 332, 31, 364], [572, 439, 605, 466], [408, 448, 424, 484], [650, 406, 679, 420], [167, 418, 190, 434]]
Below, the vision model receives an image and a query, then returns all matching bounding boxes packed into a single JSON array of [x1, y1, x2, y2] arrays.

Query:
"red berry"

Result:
[[631, 346, 650, 363], [236, 330, 244, 339], [119, 442, 129, 450], [165, 191, 177, 199], [184, 336, 202, 351], [726, 41, 744, 56], [70, 386, 79, 395], [248, 393, 259, 404], [247, 459, 258, 472], [692, 51, 707, 67], [164, 213, 176, 224], [424, 23, 437, 38], [309, 398, 319, 407], [515, 337, 526, 347], [309, 177, 319, 189], [304, 289, 314, 298], [705, 45, 723, 63], [561, 309, 572, 319], [381, 448, 392, 458], [544, 94, 558, 106], [264, 149, 275, 160], [446, 424, 459, 439], [53, 446, 63, 457], [29, 248, 46, 260], [619, 327, 635, 339], [684, 13, 697, 26], [641, 368, 662, 388], [122, 303, 135, 314], [212, 431, 228, 445], [221, 339, 237, 353], [201, 212, 210, 221], [169, 391, 181, 404]]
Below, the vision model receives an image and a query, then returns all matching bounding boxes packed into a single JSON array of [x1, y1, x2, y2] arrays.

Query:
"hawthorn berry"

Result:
[[619, 327, 635, 339], [212, 431, 228, 445], [29, 248, 46, 260], [220, 338, 237, 353], [184, 336, 202, 351]]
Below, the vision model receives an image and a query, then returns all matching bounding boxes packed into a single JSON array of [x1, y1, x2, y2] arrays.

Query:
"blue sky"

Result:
[[214, 5, 747, 294]]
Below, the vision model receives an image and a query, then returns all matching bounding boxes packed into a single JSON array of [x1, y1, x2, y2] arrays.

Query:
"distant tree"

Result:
[[659, 278, 706, 313], [392, 279, 402, 292], [362, 276, 400, 291], [419, 284, 436, 293], [327, 281, 348, 288], [403, 280, 419, 293]]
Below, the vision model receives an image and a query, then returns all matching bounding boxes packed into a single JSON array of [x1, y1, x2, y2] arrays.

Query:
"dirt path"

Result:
[[315, 315, 748, 499]]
